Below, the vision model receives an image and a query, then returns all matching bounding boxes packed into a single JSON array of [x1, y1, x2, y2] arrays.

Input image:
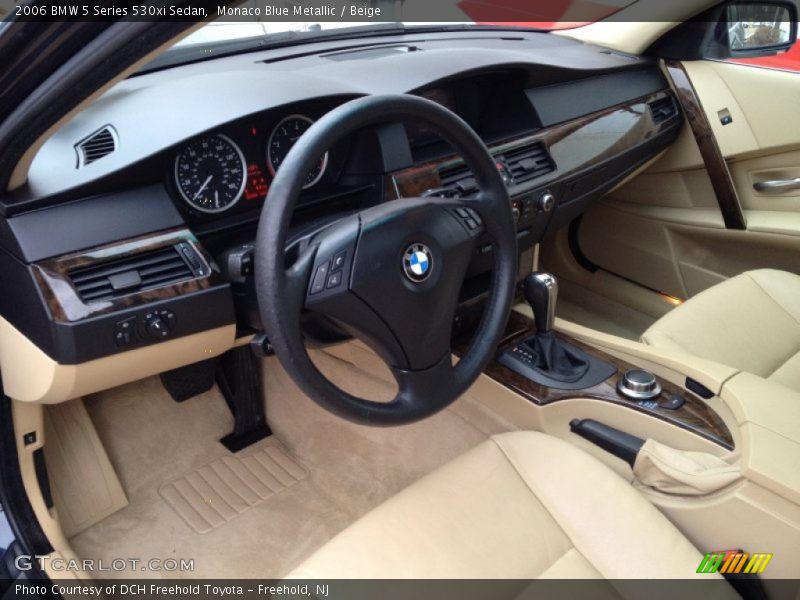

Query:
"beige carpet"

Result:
[[69, 347, 494, 578]]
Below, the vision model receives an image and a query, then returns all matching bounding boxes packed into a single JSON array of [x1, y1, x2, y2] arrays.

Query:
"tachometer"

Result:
[[174, 134, 247, 213], [266, 115, 328, 189]]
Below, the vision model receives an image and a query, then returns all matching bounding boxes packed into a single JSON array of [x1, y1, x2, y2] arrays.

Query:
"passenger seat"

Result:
[[641, 269, 800, 392]]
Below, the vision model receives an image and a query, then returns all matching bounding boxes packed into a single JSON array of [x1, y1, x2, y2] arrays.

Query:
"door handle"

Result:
[[753, 178, 800, 193]]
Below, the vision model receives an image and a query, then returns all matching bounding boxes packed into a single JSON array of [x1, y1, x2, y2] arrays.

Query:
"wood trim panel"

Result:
[[32, 228, 224, 322], [386, 91, 679, 199], [455, 311, 734, 449], [665, 60, 747, 231]]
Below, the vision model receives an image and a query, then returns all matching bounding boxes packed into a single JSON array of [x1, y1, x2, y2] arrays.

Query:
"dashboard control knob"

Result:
[[617, 369, 662, 401], [537, 191, 555, 213], [145, 314, 172, 340]]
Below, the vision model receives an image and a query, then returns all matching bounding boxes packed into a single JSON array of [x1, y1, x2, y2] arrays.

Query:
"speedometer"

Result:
[[266, 115, 329, 189], [174, 134, 247, 213]]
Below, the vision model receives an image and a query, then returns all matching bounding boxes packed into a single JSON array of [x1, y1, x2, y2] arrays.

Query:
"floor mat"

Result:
[[72, 353, 493, 578], [160, 442, 306, 534]]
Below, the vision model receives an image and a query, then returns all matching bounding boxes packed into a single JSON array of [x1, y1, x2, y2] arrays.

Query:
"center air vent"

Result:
[[437, 163, 477, 196], [433, 141, 555, 196], [75, 125, 117, 168], [68, 243, 206, 303], [648, 96, 678, 125], [500, 142, 555, 184]]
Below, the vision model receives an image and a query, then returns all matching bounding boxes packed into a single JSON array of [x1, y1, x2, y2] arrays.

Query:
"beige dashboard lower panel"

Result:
[[0, 317, 235, 404]]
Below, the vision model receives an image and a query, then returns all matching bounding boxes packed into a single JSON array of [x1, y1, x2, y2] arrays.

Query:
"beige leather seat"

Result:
[[643, 269, 800, 392], [289, 432, 719, 579]]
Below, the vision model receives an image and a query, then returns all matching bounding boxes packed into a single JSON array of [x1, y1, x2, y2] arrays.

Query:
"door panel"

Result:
[[577, 59, 800, 299]]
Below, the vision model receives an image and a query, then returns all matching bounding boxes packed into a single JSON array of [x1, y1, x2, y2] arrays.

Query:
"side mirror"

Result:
[[723, 2, 797, 57], [648, 0, 798, 60]]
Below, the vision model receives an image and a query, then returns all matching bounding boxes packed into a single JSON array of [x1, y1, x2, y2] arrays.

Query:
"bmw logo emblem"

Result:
[[402, 243, 433, 283]]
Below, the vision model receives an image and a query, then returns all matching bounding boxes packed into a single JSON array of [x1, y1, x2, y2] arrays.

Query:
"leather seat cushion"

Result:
[[288, 432, 715, 579], [642, 269, 800, 391]]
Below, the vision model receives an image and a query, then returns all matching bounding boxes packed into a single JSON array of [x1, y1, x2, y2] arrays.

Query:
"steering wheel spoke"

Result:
[[390, 354, 459, 420]]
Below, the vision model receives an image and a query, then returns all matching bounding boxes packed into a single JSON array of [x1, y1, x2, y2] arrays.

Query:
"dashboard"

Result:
[[0, 30, 683, 375]]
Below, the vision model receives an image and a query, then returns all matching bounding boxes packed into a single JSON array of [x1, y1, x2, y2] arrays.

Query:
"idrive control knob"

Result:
[[617, 369, 662, 401]]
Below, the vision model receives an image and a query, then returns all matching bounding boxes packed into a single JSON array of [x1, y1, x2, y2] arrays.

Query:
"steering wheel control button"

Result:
[[617, 369, 662, 401], [452, 206, 484, 234], [331, 251, 347, 271], [326, 271, 343, 289], [310, 263, 330, 295], [402, 243, 433, 283]]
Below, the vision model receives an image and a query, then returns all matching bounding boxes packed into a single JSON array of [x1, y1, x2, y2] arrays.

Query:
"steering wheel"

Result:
[[255, 94, 517, 425]]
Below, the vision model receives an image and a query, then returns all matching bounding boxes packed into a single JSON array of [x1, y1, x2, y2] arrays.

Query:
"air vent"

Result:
[[648, 96, 678, 125], [75, 125, 117, 168], [437, 163, 477, 195], [501, 142, 555, 184], [323, 45, 421, 61], [68, 243, 204, 303]]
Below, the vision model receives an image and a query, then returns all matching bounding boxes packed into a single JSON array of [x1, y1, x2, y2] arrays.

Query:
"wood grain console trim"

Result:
[[386, 91, 680, 200], [665, 60, 747, 231], [455, 311, 734, 449]]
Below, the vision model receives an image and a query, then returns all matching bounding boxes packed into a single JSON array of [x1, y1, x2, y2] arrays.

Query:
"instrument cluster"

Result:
[[172, 113, 331, 215]]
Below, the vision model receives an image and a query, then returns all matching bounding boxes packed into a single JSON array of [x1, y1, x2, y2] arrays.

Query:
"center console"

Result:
[[455, 273, 734, 450]]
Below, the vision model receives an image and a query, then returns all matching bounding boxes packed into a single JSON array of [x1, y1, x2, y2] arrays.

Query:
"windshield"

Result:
[[173, 20, 587, 50], [138, 20, 586, 73], [173, 22, 461, 49], [142, 0, 631, 73]]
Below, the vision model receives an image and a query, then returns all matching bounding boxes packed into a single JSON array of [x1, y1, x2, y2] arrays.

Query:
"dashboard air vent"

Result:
[[68, 243, 204, 303], [323, 45, 421, 61], [648, 96, 678, 125], [437, 163, 478, 196], [501, 142, 555, 184], [75, 125, 117, 168]]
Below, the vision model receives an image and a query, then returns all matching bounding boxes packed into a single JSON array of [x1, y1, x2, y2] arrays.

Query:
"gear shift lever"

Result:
[[508, 272, 591, 385], [524, 272, 558, 333], [499, 272, 616, 389]]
